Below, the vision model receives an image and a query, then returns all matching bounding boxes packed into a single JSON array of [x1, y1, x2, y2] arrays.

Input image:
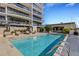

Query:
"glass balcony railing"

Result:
[[0, 19, 6, 24], [8, 21, 29, 26], [33, 3, 42, 10], [33, 23, 41, 26], [7, 7, 30, 18], [33, 9, 42, 16], [33, 15, 42, 21], [33, 18, 42, 21], [14, 3, 31, 12]]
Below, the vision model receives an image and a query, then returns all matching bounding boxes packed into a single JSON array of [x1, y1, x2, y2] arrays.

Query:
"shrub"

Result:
[[63, 28, 70, 34], [11, 30, 19, 36], [45, 25, 52, 33], [3, 34, 6, 37], [11, 31, 15, 34], [40, 27, 45, 32]]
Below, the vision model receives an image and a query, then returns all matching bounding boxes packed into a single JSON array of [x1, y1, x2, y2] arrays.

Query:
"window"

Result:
[[0, 7, 5, 12], [0, 16, 5, 20], [0, 16, 5, 24]]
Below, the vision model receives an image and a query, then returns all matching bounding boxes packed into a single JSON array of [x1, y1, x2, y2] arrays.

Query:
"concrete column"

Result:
[[31, 3, 33, 32], [5, 4, 10, 31], [5, 4, 8, 24], [54, 28, 56, 31]]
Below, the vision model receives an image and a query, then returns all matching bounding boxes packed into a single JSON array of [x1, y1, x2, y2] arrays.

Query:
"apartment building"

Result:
[[0, 3, 43, 34], [32, 3, 43, 32]]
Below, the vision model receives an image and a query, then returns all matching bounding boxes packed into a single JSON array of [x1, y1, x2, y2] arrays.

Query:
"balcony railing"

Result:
[[14, 3, 31, 12], [33, 24, 41, 26], [33, 9, 42, 16], [8, 21, 29, 26], [33, 17, 42, 21], [0, 20, 6, 24], [33, 3, 42, 10], [7, 7, 30, 18]]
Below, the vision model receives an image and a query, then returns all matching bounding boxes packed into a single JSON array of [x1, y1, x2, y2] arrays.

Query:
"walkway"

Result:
[[62, 35, 79, 56]]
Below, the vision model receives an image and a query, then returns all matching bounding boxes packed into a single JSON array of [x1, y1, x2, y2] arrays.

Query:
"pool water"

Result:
[[11, 34, 65, 56]]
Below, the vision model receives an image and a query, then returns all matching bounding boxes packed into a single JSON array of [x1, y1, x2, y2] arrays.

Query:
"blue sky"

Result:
[[44, 3, 79, 28]]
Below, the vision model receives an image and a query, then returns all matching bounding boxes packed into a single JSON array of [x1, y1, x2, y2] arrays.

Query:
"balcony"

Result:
[[33, 5, 42, 13], [8, 21, 29, 26], [33, 3, 42, 10], [33, 9, 42, 16], [7, 8, 31, 20], [8, 10, 30, 18], [0, 7, 5, 13], [7, 13, 31, 21], [7, 4, 31, 15], [0, 20, 6, 25], [33, 23, 42, 27], [33, 18, 43, 23], [33, 13, 42, 18], [8, 7, 30, 16], [14, 3, 31, 12]]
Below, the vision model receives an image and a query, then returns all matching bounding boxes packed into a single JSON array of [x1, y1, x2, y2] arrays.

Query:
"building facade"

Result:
[[0, 3, 43, 34], [48, 22, 76, 33]]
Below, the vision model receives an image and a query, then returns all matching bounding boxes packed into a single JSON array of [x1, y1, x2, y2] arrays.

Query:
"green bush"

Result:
[[11, 31, 14, 34], [40, 27, 44, 32], [11, 30, 18, 35], [63, 28, 70, 34], [45, 25, 52, 33]]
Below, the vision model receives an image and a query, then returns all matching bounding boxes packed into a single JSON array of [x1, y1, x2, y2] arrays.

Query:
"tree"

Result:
[[45, 25, 52, 33], [40, 27, 45, 32]]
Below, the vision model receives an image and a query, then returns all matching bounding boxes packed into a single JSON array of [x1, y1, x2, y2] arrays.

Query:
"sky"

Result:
[[44, 3, 79, 28]]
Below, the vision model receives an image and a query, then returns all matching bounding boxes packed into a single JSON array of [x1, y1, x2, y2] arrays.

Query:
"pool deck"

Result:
[[0, 33, 47, 56], [1, 33, 79, 56], [61, 35, 79, 56], [0, 37, 22, 56]]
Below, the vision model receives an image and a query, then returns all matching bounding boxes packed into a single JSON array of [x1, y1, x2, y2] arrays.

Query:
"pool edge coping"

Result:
[[53, 34, 68, 56]]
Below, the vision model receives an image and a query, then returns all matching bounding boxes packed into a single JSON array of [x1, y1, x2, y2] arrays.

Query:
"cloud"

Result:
[[45, 3, 56, 7], [65, 3, 76, 7]]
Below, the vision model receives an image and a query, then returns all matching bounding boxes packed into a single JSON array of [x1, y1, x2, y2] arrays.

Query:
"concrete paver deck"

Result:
[[61, 35, 79, 56]]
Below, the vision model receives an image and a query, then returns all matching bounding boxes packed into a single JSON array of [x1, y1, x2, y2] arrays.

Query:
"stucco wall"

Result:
[[33, 26, 37, 32], [70, 29, 79, 35], [52, 24, 76, 29], [64, 24, 76, 29]]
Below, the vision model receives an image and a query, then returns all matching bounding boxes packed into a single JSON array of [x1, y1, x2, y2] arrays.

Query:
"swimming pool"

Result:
[[11, 34, 65, 56]]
